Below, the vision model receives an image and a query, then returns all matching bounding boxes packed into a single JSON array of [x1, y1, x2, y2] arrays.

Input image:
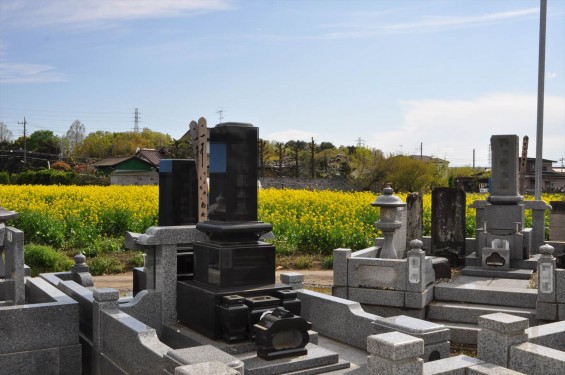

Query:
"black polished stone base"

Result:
[[177, 280, 294, 340]]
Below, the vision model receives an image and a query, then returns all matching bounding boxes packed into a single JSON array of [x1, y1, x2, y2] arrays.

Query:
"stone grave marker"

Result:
[[431, 187, 466, 266]]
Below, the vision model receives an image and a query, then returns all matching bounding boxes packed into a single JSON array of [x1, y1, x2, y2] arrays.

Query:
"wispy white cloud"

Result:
[[315, 8, 539, 40], [547, 71, 558, 79], [371, 93, 565, 166], [0, 62, 66, 84], [0, 0, 233, 30], [266, 129, 318, 143]]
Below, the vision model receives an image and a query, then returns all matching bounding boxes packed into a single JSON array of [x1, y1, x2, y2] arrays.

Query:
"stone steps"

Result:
[[427, 301, 538, 325], [461, 266, 533, 280], [434, 281, 537, 308]]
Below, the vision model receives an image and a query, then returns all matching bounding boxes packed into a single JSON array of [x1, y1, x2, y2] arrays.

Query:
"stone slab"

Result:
[[333, 248, 351, 287], [162, 324, 321, 356], [556, 269, 565, 304], [165, 345, 243, 374], [423, 354, 484, 375], [368, 355, 423, 375], [427, 302, 536, 325], [297, 289, 377, 350], [468, 363, 525, 374], [367, 332, 423, 361], [423, 341, 451, 362], [405, 284, 434, 309], [478, 313, 529, 334], [347, 257, 407, 290], [510, 342, 565, 374], [478, 329, 528, 367], [235, 343, 344, 375], [434, 281, 537, 308], [373, 315, 450, 345], [135, 225, 209, 245], [526, 320, 565, 351], [175, 362, 240, 375], [0, 301, 79, 354], [536, 301, 558, 321], [461, 266, 532, 280], [0, 348, 60, 374], [348, 287, 405, 307]]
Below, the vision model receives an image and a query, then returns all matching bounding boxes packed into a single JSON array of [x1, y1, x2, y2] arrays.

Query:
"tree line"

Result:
[[0, 120, 483, 192]]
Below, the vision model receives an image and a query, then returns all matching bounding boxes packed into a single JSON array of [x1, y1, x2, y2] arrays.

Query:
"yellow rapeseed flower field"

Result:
[[0, 185, 561, 254]]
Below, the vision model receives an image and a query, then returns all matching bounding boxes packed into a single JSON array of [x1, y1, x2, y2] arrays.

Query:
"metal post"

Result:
[[535, 0, 547, 200]]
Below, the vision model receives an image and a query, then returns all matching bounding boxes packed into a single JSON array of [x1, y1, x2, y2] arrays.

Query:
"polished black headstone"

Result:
[[208, 123, 258, 222], [158, 159, 198, 226]]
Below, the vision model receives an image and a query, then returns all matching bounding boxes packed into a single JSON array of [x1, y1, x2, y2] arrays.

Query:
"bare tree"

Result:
[[0, 122, 13, 144], [66, 120, 86, 156]]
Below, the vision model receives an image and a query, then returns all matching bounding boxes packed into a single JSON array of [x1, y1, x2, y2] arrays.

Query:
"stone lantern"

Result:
[[372, 184, 406, 259]]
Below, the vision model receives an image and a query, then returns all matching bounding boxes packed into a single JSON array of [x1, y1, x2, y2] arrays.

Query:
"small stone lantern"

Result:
[[372, 184, 406, 259]]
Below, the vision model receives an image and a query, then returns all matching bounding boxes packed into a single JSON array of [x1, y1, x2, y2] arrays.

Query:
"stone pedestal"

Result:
[[367, 332, 424, 375], [477, 313, 528, 368]]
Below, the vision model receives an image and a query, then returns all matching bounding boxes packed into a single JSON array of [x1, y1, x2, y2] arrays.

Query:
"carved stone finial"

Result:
[[74, 252, 86, 265]]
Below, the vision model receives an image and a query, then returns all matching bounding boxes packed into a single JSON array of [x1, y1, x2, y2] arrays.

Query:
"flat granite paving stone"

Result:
[[489, 278, 532, 289], [235, 343, 344, 375]]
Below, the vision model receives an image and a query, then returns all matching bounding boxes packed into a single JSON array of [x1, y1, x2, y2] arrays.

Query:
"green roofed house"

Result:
[[92, 148, 170, 185]]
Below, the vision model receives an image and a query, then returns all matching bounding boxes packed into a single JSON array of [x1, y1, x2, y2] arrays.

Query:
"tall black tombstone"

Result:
[[177, 123, 301, 343], [158, 159, 198, 226], [208, 123, 258, 222], [431, 187, 466, 266]]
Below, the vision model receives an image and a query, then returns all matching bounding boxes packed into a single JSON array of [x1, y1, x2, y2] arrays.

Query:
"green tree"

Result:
[[27, 130, 60, 155], [272, 141, 286, 177], [285, 140, 307, 177]]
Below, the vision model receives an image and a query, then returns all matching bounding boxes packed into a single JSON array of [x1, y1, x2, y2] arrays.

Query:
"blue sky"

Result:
[[0, 0, 563, 167]]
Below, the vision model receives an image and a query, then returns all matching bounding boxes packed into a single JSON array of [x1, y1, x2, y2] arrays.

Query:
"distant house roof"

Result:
[[92, 156, 133, 167], [136, 148, 170, 167], [91, 148, 170, 170]]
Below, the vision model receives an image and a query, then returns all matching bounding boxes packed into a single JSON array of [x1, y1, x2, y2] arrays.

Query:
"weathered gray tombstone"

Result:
[[0, 206, 19, 279], [549, 201, 565, 241], [406, 192, 423, 256], [431, 188, 466, 266]]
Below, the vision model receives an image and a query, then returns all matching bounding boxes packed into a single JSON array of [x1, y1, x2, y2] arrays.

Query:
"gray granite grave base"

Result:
[[162, 322, 318, 355], [465, 253, 539, 270], [427, 301, 537, 325], [373, 315, 451, 361], [461, 266, 533, 280], [162, 323, 349, 374], [234, 343, 350, 375]]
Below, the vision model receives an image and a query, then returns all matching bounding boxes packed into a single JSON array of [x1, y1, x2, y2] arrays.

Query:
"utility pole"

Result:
[[18, 117, 27, 163], [310, 137, 315, 178], [134, 108, 140, 133], [420, 142, 423, 160], [535, 0, 547, 200]]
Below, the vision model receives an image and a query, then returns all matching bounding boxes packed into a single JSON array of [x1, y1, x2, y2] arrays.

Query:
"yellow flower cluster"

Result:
[[0, 184, 560, 254], [0, 185, 159, 230]]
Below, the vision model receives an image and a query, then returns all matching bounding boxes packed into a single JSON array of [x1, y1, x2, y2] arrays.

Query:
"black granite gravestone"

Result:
[[208, 123, 258, 222], [177, 123, 301, 344], [158, 159, 198, 226], [431, 187, 466, 266]]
